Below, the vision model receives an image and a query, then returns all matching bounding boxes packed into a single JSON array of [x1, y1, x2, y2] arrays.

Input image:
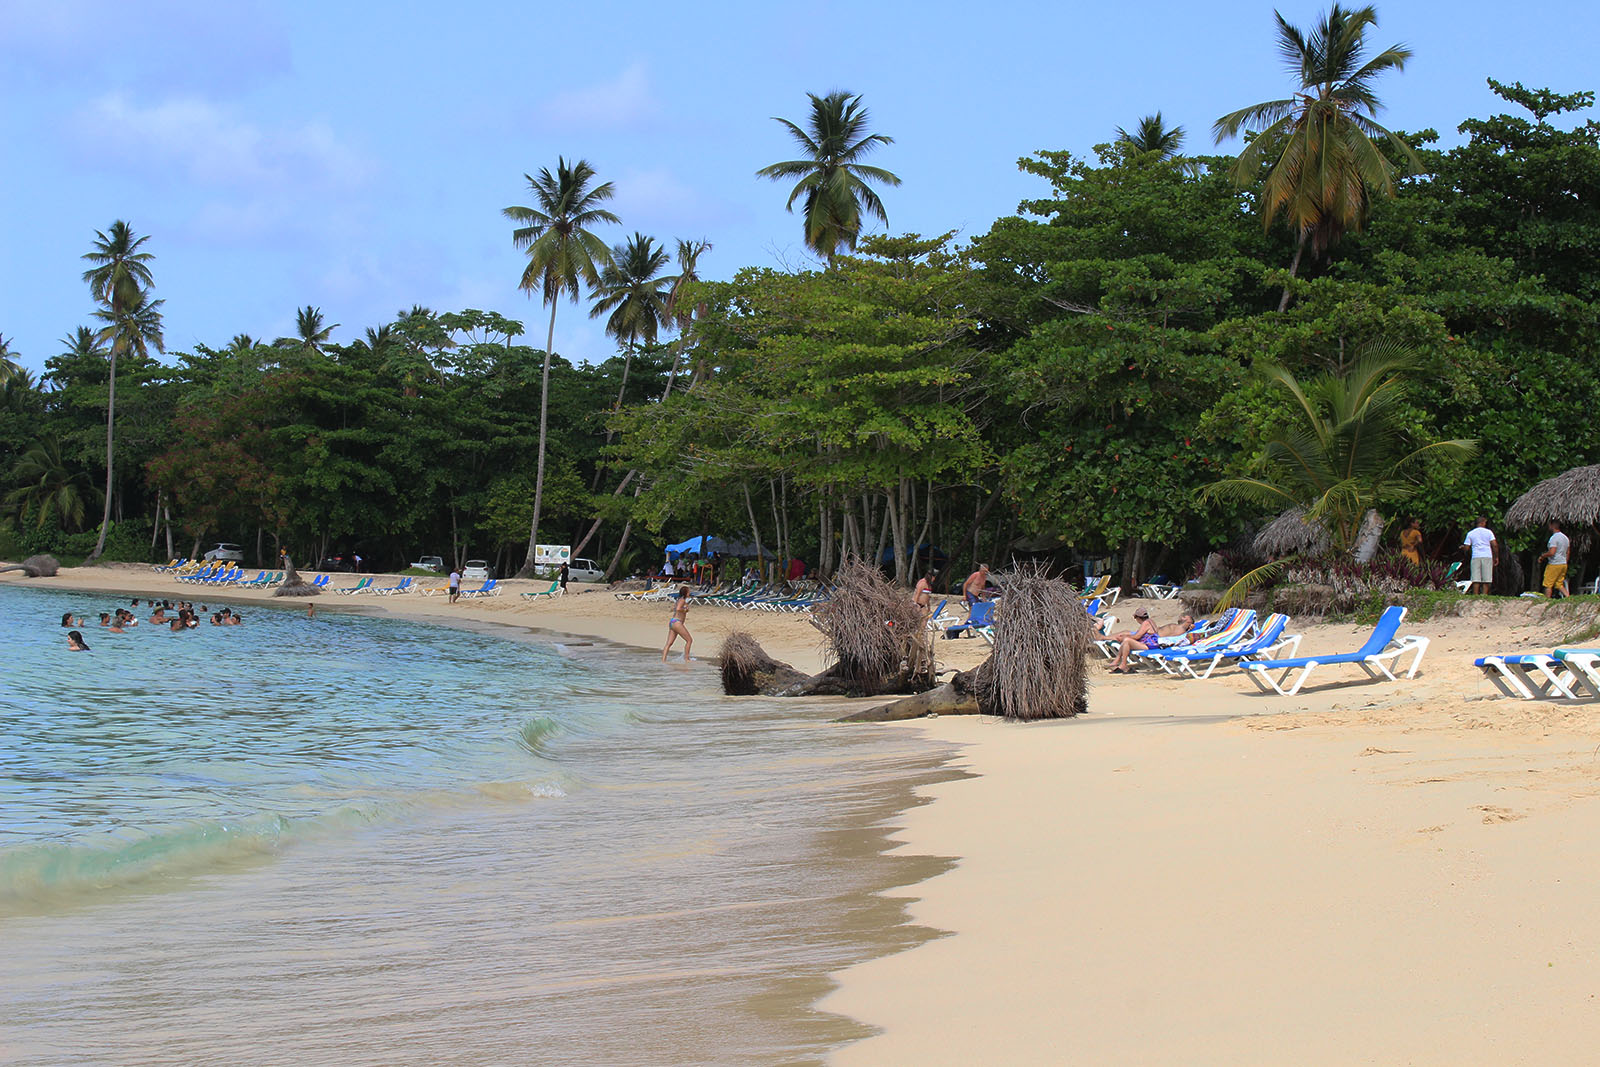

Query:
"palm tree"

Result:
[[502, 157, 620, 577], [756, 91, 901, 264], [1201, 344, 1474, 601], [1213, 4, 1420, 308], [1115, 113, 1186, 158], [590, 232, 671, 412], [0, 333, 20, 387], [5, 438, 100, 532], [662, 238, 712, 396], [81, 221, 158, 562], [295, 306, 338, 353]]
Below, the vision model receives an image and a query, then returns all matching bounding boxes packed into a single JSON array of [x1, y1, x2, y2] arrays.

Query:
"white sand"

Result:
[[14, 563, 1600, 1062]]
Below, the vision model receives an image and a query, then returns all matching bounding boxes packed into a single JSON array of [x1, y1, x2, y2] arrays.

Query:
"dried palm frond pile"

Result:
[[272, 555, 321, 597], [811, 559, 934, 695], [976, 562, 1091, 721]]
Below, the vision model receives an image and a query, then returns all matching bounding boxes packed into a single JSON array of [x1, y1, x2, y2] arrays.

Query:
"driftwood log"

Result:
[[719, 632, 809, 695], [0, 554, 60, 578], [837, 668, 984, 721], [715, 632, 926, 698]]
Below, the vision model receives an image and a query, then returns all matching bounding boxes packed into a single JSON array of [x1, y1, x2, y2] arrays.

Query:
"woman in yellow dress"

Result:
[[1399, 518, 1423, 565]]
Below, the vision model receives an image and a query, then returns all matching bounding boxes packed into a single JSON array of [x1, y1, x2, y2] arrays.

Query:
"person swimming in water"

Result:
[[662, 585, 693, 663], [60, 611, 84, 627], [67, 630, 90, 651]]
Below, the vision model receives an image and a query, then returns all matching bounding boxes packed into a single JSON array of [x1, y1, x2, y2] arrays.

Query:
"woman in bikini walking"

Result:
[[662, 585, 693, 662]]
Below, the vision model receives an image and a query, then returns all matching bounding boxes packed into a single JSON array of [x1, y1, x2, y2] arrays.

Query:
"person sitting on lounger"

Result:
[[1107, 609, 1195, 674]]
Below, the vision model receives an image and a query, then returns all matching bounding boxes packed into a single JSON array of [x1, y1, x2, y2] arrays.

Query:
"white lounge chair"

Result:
[[1475, 652, 1590, 700]]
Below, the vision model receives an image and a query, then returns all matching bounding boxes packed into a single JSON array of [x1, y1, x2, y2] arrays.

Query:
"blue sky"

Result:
[[2, 0, 1595, 374]]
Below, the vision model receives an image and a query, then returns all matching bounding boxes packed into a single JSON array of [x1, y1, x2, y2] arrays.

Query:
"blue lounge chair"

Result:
[[1474, 652, 1590, 700], [1143, 613, 1300, 680], [1242, 606, 1428, 696], [946, 600, 996, 639], [459, 578, 499, 599]]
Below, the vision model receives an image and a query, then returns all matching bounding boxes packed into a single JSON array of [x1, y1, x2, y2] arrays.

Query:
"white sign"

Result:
[[535, 544, 571, 565]]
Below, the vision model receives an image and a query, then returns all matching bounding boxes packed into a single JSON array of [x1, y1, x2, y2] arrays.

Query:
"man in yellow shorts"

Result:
[[1539, 518, 1571, 598]]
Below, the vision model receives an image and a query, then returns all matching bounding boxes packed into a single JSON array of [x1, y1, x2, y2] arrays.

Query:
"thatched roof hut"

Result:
[[1505, 464, 1600, 528], [1252, 508, 1330, 559]]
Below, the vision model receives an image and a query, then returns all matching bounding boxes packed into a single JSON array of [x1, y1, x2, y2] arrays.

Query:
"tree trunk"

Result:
[[1278, 231, 1307, 312], [516, 300, 559, 578], [1352, 509, 1385, 562], [150, 489, 162, 551], [961, 486, 1004, 573], [572, 469, 638, 559], [163, 504, 174, 560], [743, 482, 765, 570], [606, 519, 633, 580], [87, 344, 118, 561], [590, 342, 634, 491]]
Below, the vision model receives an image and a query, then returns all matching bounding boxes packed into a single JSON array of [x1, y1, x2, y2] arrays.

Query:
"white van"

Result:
[[566, 558, 604, 582]]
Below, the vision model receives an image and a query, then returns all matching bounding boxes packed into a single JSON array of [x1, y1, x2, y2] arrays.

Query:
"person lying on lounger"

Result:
[[1107, 609, 1194, 674]]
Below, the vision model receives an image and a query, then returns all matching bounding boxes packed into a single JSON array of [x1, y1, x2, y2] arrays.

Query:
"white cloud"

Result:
[[538, 63, 659, 130], [75, 93, 370, 191]]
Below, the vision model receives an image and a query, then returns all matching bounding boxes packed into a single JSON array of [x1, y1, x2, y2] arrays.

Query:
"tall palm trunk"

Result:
[[87, 344, 117, 561], [1278, 231, 1307, 312], [517, 301, 558, 578]]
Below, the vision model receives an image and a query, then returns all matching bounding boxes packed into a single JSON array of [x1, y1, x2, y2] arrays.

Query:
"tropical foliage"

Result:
[[4, 13, 1599, 595]]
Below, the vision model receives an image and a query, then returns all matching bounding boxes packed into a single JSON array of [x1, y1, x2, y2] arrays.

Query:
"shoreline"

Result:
[[17, 564, 1600, 1061]]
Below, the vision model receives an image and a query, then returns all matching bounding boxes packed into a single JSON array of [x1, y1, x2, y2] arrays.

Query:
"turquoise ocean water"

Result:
[[0, 582, 950, 1065]]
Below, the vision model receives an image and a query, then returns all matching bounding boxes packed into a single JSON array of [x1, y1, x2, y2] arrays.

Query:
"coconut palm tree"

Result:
[[1213, 5, 1420, 309], [502, 157, 620, 577], [5, 438, 99, 532], [1201, 344, 1474, 602], [0, 333, 20, 387], [591, 232, 671, 410], [295, 306, 338, 353], [81, 221, 159, 562], [756, 91, 901, 265], [1115, 113, 1186, 158], [663, 238, 712, 396]]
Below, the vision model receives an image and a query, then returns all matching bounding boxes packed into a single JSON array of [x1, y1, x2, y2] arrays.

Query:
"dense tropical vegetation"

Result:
[[4, 10, 1599, 591]]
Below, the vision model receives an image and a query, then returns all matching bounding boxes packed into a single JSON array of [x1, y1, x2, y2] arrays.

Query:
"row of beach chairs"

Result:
[[1476, 648, 1600, 701], [1093, 604, 1430, 696]]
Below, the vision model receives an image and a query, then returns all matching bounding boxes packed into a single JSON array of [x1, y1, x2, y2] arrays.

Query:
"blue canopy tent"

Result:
[[665, 536, 771, 559]]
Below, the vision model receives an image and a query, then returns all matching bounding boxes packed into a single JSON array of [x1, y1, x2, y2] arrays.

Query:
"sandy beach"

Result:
[[13, 563, 1600, 1063]]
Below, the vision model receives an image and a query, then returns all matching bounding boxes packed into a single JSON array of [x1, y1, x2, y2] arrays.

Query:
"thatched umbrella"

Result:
[[1505, 464, 1600, 528], [1252, 507, 1331, 559]]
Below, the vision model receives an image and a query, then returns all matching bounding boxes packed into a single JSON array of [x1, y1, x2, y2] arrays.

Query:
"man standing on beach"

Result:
[[1539, 519, 1570, 598], [1463, 517, 1498, 595], [962, 564, 991, 606], [448, 566, 461, 604]]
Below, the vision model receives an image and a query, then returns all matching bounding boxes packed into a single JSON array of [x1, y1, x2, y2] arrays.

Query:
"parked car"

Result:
[[203, 543, 244, 562], [566, 558, 604, 582], [410, 555, 444, 572], [317, 556, 355, 572], [462, 559, 493, 581]]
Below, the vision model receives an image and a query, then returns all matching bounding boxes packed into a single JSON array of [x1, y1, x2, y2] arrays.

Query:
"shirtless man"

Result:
[[1106, 609, 1195, 673], [962, 564, 991, 606]]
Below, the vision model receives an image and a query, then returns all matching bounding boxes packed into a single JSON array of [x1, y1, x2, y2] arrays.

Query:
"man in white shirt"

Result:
[[1538, 518, 1571, 598], [1462, 517, 1498, 595]]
